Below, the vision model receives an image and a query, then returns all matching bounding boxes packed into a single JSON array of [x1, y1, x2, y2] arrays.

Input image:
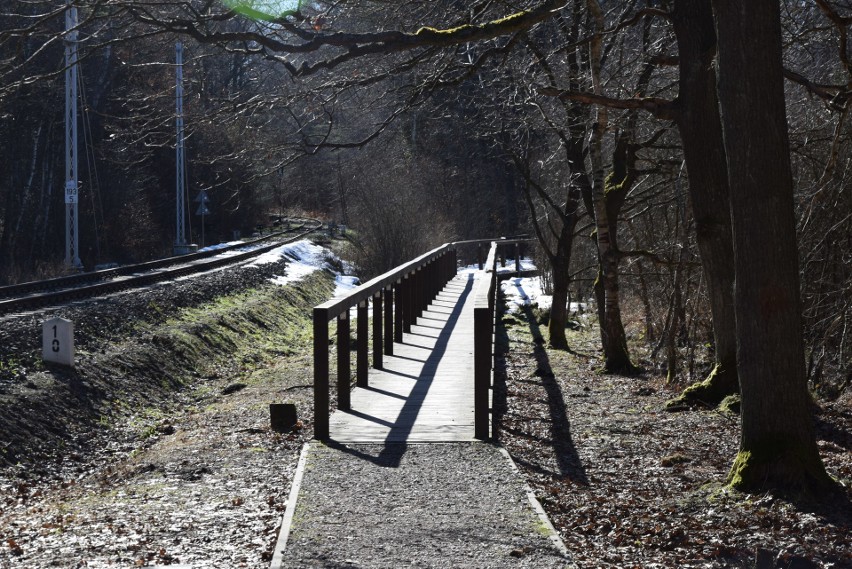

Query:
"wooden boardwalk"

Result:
[[328, 271, 483, 443], [272, 259, 573, 569]]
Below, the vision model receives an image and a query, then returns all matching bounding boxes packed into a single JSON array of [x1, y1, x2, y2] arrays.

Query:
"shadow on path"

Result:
[[492, 280, 588, 485], [521, 304, 589, 484]]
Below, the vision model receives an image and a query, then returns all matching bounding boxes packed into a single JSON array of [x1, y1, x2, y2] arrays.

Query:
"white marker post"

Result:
[[42, 317, 75, 367]]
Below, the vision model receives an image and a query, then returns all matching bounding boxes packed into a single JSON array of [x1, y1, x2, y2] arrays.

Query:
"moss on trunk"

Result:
[[727, 441, 836, 497], [666, 362, 738, 409], [718, 394, 741, 415]]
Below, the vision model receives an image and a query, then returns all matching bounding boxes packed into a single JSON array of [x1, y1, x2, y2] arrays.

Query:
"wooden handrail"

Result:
[[473, 242, 499, 439], [314, 242, 460, 439], [314, 237, 531, 321], [312, 237, 535, 440], [315, 243, 451, 321]]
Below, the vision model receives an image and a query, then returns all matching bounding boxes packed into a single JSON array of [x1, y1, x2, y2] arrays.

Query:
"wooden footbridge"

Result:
[[269, 243, 571, 569], [312, 239, 532, 442]]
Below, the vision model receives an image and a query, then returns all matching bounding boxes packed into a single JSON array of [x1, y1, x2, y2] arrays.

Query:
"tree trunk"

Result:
[[668, 0, 739, 408], [515, 153, 581, 350], [586, 0, 634, 373], [665, 250, 686, 384], [711, 0, 833, 495], [636, 261, 655, 343], [548, 224, 575, 350]]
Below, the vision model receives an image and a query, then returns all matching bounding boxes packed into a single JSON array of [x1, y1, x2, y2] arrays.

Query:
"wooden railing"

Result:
[[472, 238, 533, 439], [473, 243, 498, 439], [313, 243, 458, 440], [312, 237, 535, 441]]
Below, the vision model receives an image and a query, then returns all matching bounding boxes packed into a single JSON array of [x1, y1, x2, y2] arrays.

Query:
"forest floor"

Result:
[[0, 257, 850, 568], [498, 304, 852, 568]]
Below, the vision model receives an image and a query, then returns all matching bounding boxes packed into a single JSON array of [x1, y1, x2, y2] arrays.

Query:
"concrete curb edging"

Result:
[[497, 446, 576, 566], [269, 441, 311, 569]]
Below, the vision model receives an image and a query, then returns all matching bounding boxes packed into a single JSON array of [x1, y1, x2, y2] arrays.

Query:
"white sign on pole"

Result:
[[64, 181, 78, 204], [42, 317, 75, 367]]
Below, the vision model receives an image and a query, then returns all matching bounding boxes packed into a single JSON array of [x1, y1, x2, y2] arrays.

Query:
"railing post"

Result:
[[313, 308, 329, 440], [394, 279, 404, 341], [515, 242, 521, 274], [428, 259, 435, 301], [421, 261, 430, 314], [414, 267, 421, 323], [410, 269, 419, 321], [489, 243, 497, 310], [433, 257, 440, 299], [489, 271, 498, 441], [415, 266, 425, 317], [415, 266, 423, 321], [337, 311, 350, 410], [474, 290, 491, 440], [430, 256, 439, 300], [478, 244, 483, 270], [403, 274, 413, 333], [452, 248, 458, 279], [435, 255, 443, 293], [357, 301, 368, 387], [384, 285, 394, 354], [373, 291, 383, 369]]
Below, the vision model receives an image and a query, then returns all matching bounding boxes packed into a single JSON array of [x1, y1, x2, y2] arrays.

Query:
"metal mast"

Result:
[[174, 41, 189, 254], [64, 0, 82, 269]]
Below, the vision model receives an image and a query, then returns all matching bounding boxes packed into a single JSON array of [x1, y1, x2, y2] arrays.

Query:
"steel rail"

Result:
[[0, 218, 323, 314]]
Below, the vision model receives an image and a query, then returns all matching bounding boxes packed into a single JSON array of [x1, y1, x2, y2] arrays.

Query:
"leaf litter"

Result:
[[498, 305, 851, 568]]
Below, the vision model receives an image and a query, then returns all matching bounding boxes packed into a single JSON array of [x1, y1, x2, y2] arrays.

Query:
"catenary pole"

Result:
[[64, 0, 82, 269], [174, 41, 189, 254]]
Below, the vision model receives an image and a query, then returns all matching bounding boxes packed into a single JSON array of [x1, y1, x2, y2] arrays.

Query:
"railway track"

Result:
[[0, 218, 324, 315]]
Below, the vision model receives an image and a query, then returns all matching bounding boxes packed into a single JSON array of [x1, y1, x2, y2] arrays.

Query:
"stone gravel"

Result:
[[278, 442, 573, 569]]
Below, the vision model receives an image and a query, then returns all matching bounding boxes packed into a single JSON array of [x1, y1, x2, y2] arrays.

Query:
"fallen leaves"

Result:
[[500, 315, 852, 568], [0, 358, 314, 568], [6, 538, 23, 556], [660, 453, 690, 467]]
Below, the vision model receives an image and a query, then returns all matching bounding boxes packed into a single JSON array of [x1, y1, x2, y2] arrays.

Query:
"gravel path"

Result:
[[276, 442, 574, 568]]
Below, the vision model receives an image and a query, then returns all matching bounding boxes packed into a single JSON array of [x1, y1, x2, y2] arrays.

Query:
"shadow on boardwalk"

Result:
[[328, 274, 474, 468], [274, 275, 576, 568]]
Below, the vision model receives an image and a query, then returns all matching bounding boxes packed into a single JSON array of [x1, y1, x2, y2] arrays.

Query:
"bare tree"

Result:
[[711, 0, 833, 494]]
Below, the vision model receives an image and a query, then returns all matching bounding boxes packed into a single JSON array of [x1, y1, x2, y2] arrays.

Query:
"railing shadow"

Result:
[[494, 281, 588, 484]]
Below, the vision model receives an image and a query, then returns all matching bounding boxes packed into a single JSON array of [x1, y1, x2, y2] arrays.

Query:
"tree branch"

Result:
[[537, 86, 679, 121], [783, 67, 850, 111], [131, 0, 569, 77]]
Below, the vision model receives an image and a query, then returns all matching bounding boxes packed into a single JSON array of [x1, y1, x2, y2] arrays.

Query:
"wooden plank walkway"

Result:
[[270, 267, 575, 569], [328, 271, 484, 443]]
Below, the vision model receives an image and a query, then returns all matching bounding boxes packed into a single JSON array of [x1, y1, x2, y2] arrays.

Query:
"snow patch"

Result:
[[501, 274, 589, 315], [497, 257, 537, 273], [252, 239, 351, 287], [198, 240, 243, 252], [334, 275, 360, 297], [502, 275, 551, 314], [250, 239, 328, 268], [462, 257, 548, 314]]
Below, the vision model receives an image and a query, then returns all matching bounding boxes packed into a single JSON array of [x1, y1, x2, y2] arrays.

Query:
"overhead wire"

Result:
[[77, 67, 106, 262]]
